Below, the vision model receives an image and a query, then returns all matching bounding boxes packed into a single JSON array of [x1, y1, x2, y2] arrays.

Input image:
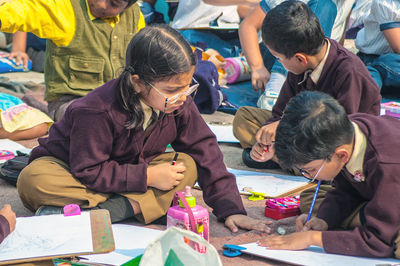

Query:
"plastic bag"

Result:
[[139, 226, 222, 266]]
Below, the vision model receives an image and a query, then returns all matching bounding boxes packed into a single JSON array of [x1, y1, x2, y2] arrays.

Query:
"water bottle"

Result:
[[167, 186, 209, 253], [223, 56, 251, 84]]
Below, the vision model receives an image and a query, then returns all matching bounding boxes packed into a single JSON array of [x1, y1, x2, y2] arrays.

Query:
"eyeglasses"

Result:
[[146, 78, 199, 106], [296, 159, 326, 182]]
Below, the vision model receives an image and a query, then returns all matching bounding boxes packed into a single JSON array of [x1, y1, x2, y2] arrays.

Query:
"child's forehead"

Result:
[[154, 69, 195, 86]]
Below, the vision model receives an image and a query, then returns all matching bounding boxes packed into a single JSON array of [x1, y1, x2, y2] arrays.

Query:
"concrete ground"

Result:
[[0, 71, 299, 265]]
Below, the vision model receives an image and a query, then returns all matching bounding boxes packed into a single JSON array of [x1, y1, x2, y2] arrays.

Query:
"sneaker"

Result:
[[35, 205, 63, 216], [242, 148, 281, 169]]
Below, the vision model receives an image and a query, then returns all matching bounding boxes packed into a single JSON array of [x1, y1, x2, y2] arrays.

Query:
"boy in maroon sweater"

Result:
[[259, 91, 400, 258], [233, 1, 381, 169]]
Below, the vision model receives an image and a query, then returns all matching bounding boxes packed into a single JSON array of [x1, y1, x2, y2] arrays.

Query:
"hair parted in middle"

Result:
[[116, 24, 196, 129], [274, 91, 354, 169], [261, 0, 325, 59]]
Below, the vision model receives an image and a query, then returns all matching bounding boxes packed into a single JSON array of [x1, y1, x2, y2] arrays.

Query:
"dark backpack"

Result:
[[0, 152, 30, 186]]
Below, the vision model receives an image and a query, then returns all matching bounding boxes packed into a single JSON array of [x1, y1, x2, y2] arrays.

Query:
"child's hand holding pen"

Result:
[[250, 141, 275, 162], [147, 153, 186, 191]]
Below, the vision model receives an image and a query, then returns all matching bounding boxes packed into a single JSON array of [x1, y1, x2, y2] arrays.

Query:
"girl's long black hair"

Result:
[[117, 24, 196, 129]]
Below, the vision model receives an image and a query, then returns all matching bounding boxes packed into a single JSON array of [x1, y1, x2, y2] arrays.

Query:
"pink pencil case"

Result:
[[0, 150, 15, 163], [382, 102, 400, 118], [265, 196, 301, 220]]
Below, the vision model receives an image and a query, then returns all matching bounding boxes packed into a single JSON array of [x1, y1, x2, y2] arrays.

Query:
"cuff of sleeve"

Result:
[[380, 22, 400, 31], [0, 215, 10, 242], [213, 199, 247, 221], [126, 163, 148, 193]]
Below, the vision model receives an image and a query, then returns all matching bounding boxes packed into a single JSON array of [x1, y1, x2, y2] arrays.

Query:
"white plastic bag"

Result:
[[139, 227, 222, 266]]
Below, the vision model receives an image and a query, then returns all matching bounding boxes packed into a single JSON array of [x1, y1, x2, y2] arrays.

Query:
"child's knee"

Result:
[[178, 153, 197, 184], [17, 162, 46, 195]]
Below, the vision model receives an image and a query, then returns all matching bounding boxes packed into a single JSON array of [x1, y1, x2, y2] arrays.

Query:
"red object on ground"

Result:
[[265, 196, 301, 220]]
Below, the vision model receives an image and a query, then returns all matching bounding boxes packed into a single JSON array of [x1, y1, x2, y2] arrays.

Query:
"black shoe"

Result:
[[242, 148, 281, 169], [35, 205, 63, 216]]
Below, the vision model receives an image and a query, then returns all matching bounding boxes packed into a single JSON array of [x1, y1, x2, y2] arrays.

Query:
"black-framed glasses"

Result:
[[296, 159, 326, 182]]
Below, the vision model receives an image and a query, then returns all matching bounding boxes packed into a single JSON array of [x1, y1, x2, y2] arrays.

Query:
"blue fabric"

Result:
[[358, 52, 400, 92], [380, 22, 400, 31], [262, 0, 338, 75], [26, 33, 46, 51], [259, 0, 271, 13], [179, 29, 241, 58], [218, 81, 258, 114], [0, 93, 23, 111]]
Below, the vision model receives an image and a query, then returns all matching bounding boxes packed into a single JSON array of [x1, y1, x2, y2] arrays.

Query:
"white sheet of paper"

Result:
[[228, 168, 309, 197], [0, 212, 93, 262], [207, 124, 239, 143], [81, 224, 163, 265], [0, 139, 31, 155], [241, 243, 400, 266]]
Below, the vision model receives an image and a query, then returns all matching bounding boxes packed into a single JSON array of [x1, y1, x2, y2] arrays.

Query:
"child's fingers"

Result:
[[175, 173, 185, 181], [172, 164, 186, 173]]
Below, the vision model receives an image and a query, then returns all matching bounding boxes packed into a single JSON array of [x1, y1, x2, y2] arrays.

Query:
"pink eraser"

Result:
[[63, 204, 81, 216]]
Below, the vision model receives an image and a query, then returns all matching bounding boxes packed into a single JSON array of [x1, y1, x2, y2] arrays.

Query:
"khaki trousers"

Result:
[[300, 185, 400, 258], [17, 152, 197, 224], [233, 106, 272, 149]]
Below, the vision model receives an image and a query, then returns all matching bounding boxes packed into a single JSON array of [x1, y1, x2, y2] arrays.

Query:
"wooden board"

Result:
[[0, 210, 114, 265]]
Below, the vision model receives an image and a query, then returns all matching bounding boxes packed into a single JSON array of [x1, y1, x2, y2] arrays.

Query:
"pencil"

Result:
[[306, 180, 322, 222], [171, 153, 179, 165]]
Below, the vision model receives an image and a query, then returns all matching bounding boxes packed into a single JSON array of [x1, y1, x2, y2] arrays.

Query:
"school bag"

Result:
[[0, 152, 30, 186]]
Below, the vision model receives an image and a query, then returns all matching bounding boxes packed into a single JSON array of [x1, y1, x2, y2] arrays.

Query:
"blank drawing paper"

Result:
[[81, 224, 163, 265], [0, 212, 93, 262], [228, 168, 309, 197], [241, 243, 400, 266]]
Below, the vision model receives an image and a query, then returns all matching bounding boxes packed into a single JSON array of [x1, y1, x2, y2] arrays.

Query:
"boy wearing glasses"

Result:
[[258, 91, 400, 258]]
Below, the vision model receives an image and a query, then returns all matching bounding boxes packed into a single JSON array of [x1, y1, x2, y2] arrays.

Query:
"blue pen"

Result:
[[306, 180, 322, 222]]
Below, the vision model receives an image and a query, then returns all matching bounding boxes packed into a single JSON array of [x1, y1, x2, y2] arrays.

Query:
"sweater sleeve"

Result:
[[0, 0, 75, 46], [68, 108, 148, 193], [0, 215, 10, 244], [172, 101, 246, 220], [320, 166, 400, 257]]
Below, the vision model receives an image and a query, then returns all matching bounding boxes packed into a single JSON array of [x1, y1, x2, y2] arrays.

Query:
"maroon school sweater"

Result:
[[318, 113, 400, 257], [30, 79, 246, 220], [0, 215, 10, 243], [267, 39, 381, 124]]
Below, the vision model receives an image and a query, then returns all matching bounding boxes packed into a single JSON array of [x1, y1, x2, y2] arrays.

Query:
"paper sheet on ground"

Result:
[[207, 124, 239, 143], [80, 224, 163, 265], [195, 168, 309, 197], [241, 243, 400, 266], [0, 212, 93, 262], [0, 138, 32, 155]]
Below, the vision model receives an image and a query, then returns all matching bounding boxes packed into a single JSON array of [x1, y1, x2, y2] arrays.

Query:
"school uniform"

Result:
[[355, 0, 400, 90], [18, 78, 246, 224], [318, 113, 400, 257], [0, 215, 10, 243], [233, 38, 381, 148]]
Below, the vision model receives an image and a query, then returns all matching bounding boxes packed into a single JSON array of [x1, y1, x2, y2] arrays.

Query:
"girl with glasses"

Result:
[[17, 24, 271, 233]]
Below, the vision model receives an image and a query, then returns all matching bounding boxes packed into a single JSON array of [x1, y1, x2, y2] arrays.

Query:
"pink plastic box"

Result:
[[265, 196, 301, 220], [382, 101, 400, 118]]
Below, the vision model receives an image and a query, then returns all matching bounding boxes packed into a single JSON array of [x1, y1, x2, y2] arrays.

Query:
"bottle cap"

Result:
[[179, 186, 196, 208]]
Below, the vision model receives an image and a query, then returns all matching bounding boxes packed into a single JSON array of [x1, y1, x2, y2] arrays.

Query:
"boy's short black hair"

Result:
[[275, 91, 354, 169], [261, 1, 325, 59]]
